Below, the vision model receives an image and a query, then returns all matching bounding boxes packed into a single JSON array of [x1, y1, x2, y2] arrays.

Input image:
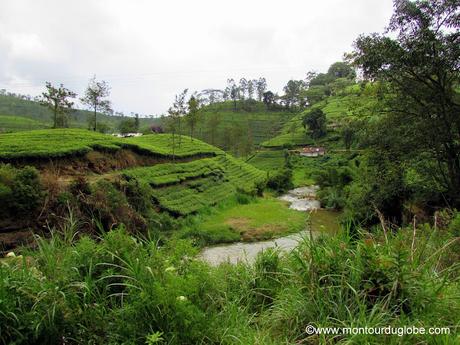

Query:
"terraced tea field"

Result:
[[123, 154, 265, 215], [0, 129, 221, 160], [0, 128, 264, 217]]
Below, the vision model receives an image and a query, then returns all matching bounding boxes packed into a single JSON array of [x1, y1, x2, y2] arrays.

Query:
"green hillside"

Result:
[[0, 94, 156, 132], [124, 155, 265, 215], [0, 129, 264, 216], [158, 100, 296, 154], [0, 115, 50, 132], [197, 101, 294, 144], [261, 83, 378, 148], [0, 129, 220, 160]]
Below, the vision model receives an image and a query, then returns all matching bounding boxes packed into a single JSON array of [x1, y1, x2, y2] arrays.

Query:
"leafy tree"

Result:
[[308, 72, 334, 87], [267, 168, 293, 193], [327, 62, 356, 79], [118, 118, 138, 134], [247, 80, 255, 100], [227, 79, 238, 110], [239, 78, 248, 100], [256, 77, 267, 101], [302, 85, 327, 105], [342, 124, 355, 150], [352, 0, 460, 205], [263, 91, 275, 110], [81, 76, 112, 131], [283, 80, 306, 110], [303, 108, 327, 139], [39, 82, 76, 128], [165, 107, 179, 161], [186, 95, 200, 141], [172, 89, 188, 147]]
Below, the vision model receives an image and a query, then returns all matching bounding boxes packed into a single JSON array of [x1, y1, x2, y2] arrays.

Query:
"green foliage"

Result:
[[118, 117, 139, 134], [159, 100, 294, 153], [302, 108, 326, 139], [0, 164, 43, 217], [38, 82, 76, 129], [123, 157, 223, 187], [352, 0, 460, 207], [1, 217, 459, 344], [0, 92, 157, 133], [267, 168, 293, 193]]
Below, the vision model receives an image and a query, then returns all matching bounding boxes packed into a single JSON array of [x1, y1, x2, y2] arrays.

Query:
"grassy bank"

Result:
[[179, 195, 309, 244]]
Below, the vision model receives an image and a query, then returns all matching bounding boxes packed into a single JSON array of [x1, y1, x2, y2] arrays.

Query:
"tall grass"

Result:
[[1, 214, 459, 344]]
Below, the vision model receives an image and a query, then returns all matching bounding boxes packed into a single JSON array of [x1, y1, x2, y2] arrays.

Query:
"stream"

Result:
[[200, 186, 337, 266]]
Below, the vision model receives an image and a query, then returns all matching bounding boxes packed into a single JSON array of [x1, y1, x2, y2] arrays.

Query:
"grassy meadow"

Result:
[[180, 195, 308, 244]]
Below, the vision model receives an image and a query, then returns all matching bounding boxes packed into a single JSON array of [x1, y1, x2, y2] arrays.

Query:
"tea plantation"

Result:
[[123, 154, 266, 215], [0, 129, 221, 160]]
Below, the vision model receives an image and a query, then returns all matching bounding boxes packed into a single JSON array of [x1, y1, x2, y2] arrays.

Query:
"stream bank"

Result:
[[200, 186, 340, 265]]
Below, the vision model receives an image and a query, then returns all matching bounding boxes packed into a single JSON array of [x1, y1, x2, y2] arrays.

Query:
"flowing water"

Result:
[[200, 186, 338, 266]]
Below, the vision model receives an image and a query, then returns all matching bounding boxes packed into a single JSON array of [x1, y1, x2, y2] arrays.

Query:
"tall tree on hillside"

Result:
[[283, 80, 306, 110], [134, 113, 140, 132], [81, 76, 112, 131], [263, 91, 275, 110], [39, 82, 76, 128], [327, 62, 356, 79], [228, 79, 238, 110], [166, 107, 179, 162], [303, 108, 327, 139], [172, 89, 188, 147], [186, 95, 200, 141], [239, 78, 248, 101], [256, 77, 267, 101], [248, 80, 255, 100], [352, 0, 460, 205]]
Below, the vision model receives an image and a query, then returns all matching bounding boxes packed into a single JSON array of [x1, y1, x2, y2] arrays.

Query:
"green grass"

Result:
[[0, 115, 50, 132], [181, 196, 308, 243], [292, 167, 315, 187], [1, 215, 459, 344], [309, 209, 341, 234], [0, 129, 221, 160]]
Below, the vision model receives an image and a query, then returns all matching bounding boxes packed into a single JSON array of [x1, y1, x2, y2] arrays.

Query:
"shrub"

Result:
[[267, 168, 293, 193], [0, 164, 44, 218]]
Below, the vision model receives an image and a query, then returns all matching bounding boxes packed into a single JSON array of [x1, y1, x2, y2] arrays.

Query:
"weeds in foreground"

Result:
[[0, 215, 459, 344]]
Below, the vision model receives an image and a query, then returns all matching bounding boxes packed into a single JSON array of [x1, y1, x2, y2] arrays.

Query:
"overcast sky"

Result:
[[0, 0, 394, 116]]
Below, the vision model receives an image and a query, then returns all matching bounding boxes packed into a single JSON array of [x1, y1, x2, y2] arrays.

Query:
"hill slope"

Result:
[[261, 83, 378, 148], [0, 94, 155, 132], [158, 101, 296, 154], [0, 129, 265, 217]]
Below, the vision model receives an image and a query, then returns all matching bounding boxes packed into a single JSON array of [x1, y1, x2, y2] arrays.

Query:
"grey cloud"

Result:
[[0, 0, 394, 115]]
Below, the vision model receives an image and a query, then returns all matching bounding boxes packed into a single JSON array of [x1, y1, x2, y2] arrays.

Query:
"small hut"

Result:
[[299, 146, 326, 157]]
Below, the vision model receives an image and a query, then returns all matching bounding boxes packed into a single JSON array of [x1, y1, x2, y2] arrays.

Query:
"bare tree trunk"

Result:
[[94, 105, 97, 131]]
